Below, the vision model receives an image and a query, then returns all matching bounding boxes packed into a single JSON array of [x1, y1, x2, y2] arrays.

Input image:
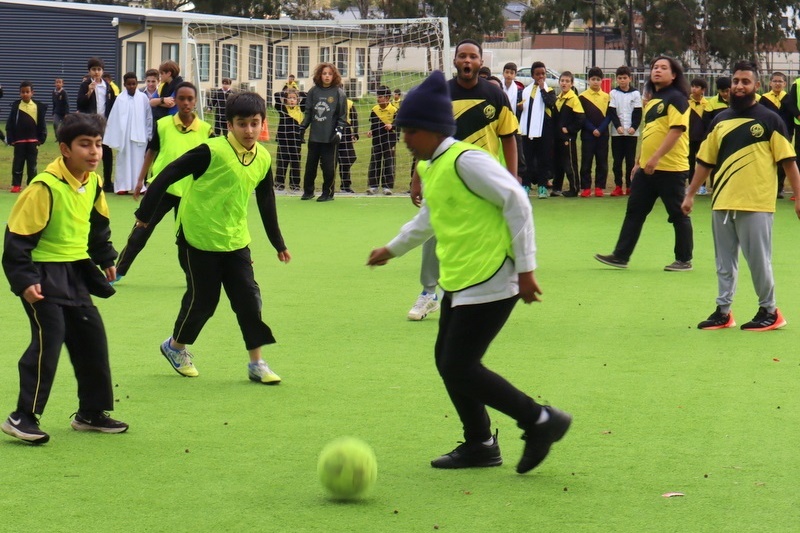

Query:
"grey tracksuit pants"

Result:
[[712, 210, 775, 313]]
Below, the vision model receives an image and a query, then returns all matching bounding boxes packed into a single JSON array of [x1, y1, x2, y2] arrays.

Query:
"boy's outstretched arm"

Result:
[[255, 168, 290, 262]]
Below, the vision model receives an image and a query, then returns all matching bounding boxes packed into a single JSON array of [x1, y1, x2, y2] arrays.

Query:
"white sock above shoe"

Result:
[[536, 408, 550, 425]]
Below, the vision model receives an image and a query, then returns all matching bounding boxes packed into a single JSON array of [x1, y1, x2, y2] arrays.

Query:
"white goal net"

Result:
[[183, 17, 451, 194]]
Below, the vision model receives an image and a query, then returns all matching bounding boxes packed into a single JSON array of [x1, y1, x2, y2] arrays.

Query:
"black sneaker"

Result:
[[340, 188, 355, 194], [316, 195, 334, 202], [430, 434, 502, 469], [1, 411, 50, 444], [517, 406, 572, 474], [300, 193, 315, 200], [71, 411, 129, 433], [664, 260, 692, 272], [698, 306, 735, 330], [594, 253, 629, 269], [740, 307, 787, 331], [562, 190, 579, 197]]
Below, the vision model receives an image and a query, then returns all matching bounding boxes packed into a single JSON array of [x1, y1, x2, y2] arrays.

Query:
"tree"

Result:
[[424, 0, 506, 43]]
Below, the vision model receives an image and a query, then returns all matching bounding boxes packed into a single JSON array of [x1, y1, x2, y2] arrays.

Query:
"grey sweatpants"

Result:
[[420, 237, 440, 293], [712, 210, 775, 313]]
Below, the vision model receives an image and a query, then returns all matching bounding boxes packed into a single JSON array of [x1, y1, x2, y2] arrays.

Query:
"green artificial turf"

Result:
[[1, 139, 800, 532]]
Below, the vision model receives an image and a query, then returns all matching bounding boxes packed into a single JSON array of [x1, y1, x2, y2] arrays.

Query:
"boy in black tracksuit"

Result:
[[273, 88, 306, 191], [367, 85, 398, 194], [1, 113, 127, 445], [338, 97, 359, 193], [552, 72, 585, 196], [6, 81, 47, 192]]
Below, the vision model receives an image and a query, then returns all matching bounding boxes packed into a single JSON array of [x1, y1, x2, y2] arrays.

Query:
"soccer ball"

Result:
[[317, 437, 377, 499]]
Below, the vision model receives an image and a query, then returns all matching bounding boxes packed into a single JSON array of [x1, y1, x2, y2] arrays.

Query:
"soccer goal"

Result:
[[182, 17, 451, 194]]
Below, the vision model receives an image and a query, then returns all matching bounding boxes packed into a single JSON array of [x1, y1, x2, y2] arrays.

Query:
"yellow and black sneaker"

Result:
[[248, 360, 281, 385]]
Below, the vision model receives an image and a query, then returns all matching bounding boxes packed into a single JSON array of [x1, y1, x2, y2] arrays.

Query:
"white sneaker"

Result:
[[248, 360, 281, 384], [383, 188, 392, 195], [698, 185, 707, 195], [366, 187, 378, 195], [407, 292, 440, 321]]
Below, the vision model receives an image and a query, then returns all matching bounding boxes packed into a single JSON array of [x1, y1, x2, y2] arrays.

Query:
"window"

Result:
[[196, 43, 210, 82], [355, 48, 365, 76], [126, 42, 146, 80], [249, 44, 263, 80], [222, 44, 238, 80], [297, 46, 310, 78], [161, 43, 179, 62], [336, 47, 349, 77], [276, 46, 288, 78], [320, 46, 331, 64]]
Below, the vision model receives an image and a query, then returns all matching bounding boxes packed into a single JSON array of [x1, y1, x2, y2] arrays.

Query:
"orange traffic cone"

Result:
[[259, 119, 270, 141]]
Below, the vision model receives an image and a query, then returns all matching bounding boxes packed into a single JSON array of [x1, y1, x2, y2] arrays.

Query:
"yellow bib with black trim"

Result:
[[419, 141, 513, 292]]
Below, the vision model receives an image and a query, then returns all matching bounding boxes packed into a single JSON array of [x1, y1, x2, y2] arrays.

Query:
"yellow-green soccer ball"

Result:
[[317, 437, 377, 499]]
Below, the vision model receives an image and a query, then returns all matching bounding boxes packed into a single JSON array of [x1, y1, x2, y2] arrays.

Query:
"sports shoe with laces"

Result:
[[580, 188, 591, 197], [71, 411, 129, 433], [610, 186, 624, 196], [740, 307, 786, 331], [407, 291, 440, 321], [517, 406, 572, 474], [160, 337, 199, 377], [698, 185, 707, 195], [248, 360, 282, 384], [697, 306, 735, 330], [431, 433, 502, 469], [10, 185, 21, 193], [594, 253, 628, 268], [664, 260, 692, 272], [366, 187, 378, 195], [383, 188, 392, 195], [109, 274, 124, 286], [594, 187, 604, 197], [538, 186, 548, 199], [1, 411, 49, 444]]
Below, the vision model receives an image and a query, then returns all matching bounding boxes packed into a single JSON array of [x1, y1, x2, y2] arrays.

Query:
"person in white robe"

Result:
[[104, 72, 153, 194]]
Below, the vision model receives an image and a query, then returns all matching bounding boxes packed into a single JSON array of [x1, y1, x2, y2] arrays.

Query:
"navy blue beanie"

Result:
[[395, 71, 456, 136]]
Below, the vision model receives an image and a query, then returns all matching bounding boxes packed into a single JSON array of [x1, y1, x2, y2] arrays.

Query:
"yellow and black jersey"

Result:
[[555, 89, 585, 140], [578, 88, 611, 135], [369, 103, 398, 146], [447, 77, 518, 159], [759, 90, 794, 136], [688, 96, 708, 142], [640, 85, 690, 172], [698, 104, 795, 212]]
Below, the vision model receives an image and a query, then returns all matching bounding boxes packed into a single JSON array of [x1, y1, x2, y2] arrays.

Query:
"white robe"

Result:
[[104, 90, 153, 193]]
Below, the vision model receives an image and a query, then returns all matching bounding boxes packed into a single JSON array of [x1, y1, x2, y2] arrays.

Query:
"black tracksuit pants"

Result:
[[173, 239, 275, 350], [435, 294, 541, 443], [17, 300, 113, 415], [116, 192, 181, 276], [612, 169, 693, 262]]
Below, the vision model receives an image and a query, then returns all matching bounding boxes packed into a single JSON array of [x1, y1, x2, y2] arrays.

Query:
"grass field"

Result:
[[1, 134, 799, 532]]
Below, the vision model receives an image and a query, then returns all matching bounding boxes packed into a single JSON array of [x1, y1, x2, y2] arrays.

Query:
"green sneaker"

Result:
[[248, 361, 281, 385], [160, 338, 199, 377]]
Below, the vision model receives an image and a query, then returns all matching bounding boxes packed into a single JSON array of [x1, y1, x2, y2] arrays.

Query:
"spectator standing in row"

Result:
[[579, 67, 611, 197], [273, 88, 306, 192], [51, 78, 69, 139], [519, 61, 556, 199], [366, 85, 397, 195], [338, 94, 359, 193], [608, 66, 642, 196], [209, 78, 233, 136], [7, 81, 47, 193], [760, 71, 797, 198], [687, 78, 708, 191], [77, 57, 116, 192], [552, 71, 584, 197]]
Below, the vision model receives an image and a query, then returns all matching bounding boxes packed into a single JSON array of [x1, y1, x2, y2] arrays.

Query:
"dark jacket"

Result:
[[6, 98, 47, 145], [76, 78, 116, 118]]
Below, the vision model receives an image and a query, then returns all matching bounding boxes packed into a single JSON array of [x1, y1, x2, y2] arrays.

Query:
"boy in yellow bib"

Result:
[[367, 71, 571, 474], [135, 92, 291, 384], [2, 113, 128, 444]]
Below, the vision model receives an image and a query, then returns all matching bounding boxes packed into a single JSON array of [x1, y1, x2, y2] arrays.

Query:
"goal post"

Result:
[[181, 16, 451, 193]]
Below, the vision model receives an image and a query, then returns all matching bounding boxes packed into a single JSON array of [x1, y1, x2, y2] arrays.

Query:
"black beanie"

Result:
[[395, 71, 456, 136]]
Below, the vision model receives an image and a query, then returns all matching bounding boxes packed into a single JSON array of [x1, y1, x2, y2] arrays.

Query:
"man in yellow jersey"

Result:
[[406, 38, 520, 321], [683, 60, 800, 331], [2, 113, 127, 444], [595, 55, 694, 271], [368, 71, 570, 474]]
